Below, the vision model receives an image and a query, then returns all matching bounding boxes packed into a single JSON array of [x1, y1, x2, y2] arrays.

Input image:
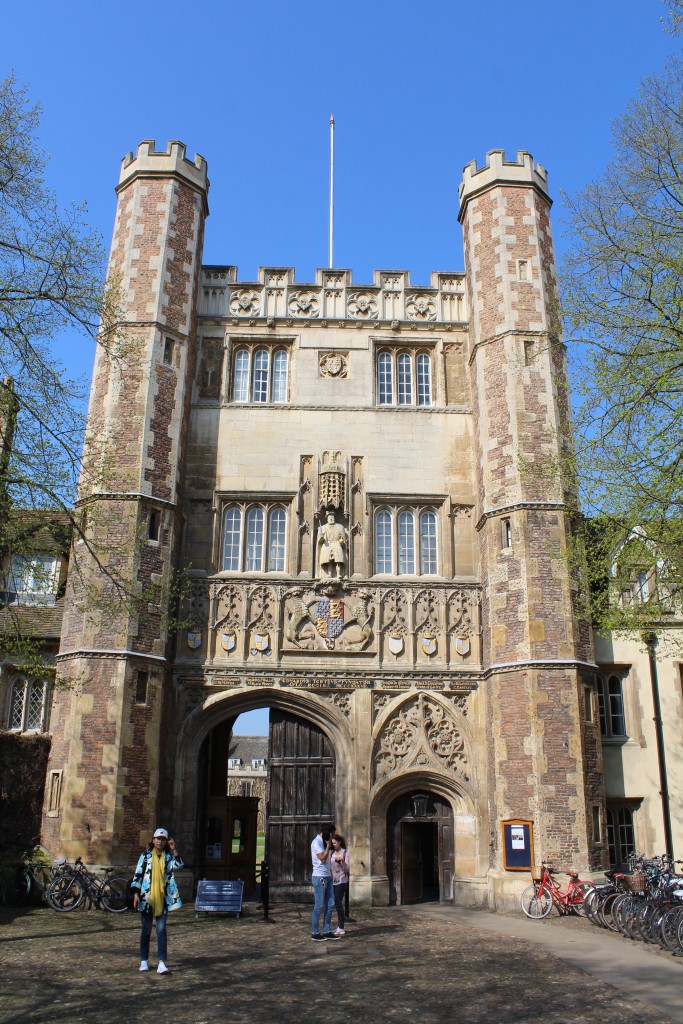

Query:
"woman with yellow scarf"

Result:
[[131, 828, 183, 974]]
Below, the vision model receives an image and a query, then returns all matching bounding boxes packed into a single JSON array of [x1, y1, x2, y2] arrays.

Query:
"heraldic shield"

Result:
[[187, 631, 202, 649], [314, 598, 344, 650], [220, 631, 237, 652]]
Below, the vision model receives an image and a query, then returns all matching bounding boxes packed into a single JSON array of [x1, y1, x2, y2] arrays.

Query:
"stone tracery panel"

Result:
[[373, 693, 469, 784]]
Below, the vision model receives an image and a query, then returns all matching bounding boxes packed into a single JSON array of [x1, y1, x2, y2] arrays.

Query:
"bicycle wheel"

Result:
[[661, 906, 683, 955], [568, 882, 593, 917], [47, 872, 85, 912], [615, 894, 639, 937], [2, 868, 31, 907], [521, 883, 552, 919], [601, 891, 626, 931], [101, 876, 128, 913]]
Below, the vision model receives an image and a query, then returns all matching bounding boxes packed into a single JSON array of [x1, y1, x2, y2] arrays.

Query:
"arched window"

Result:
[[252, 349, 269, 403], [233, 349, 250, 401], [416, 353, 432, 407], [608, 675, 626, 736], [375, 510, 392, 573], [605, 808, 617, 865], [375, 506, 439, 576], [397, 353, 413, 405], [618, 807, 635, 863], [398, 511, 416, 574], [596, 673, 627, 738], [378, 352, 393, 405], [222, 504, 288, 573], [268, 508, 286, 571], [245, 508, 264, 570], [419, 511, 438, 574], [223, 507, 242, 570], [376, 349, 433, 406], [272, 350, 288, 403], [231, 346, 289, 403]]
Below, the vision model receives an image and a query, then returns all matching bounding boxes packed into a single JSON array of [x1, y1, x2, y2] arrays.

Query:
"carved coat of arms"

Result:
[[220, 631, 237, 652], [420, 631, 437, 656], [250, 631, 271, 655], [187, 631, 202, 649], [455, 635, 470, 657], [314, 599, 345, 650]]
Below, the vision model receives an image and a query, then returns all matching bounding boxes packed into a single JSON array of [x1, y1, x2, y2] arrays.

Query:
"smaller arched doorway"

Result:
[[387, 791, 454, 904]]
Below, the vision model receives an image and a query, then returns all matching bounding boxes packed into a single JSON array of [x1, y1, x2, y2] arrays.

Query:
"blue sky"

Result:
[[3, 0, 678, 734]]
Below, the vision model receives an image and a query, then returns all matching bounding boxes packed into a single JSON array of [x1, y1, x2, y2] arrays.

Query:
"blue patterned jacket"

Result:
[[131, 849, 184, 913]]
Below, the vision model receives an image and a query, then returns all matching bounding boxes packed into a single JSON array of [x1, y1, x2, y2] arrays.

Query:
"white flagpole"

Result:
[[329, 115, 335, 268]]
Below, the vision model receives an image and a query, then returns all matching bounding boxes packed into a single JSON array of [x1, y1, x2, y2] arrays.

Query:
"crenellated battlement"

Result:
[[118, 139, 209, 200], [198, 265, 468, 324], [458, 149, 550, 219]]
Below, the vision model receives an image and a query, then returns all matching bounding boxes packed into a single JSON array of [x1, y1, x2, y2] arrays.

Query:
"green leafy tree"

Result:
[[561, 55, 683, 636], [0, 74, 123, 675]]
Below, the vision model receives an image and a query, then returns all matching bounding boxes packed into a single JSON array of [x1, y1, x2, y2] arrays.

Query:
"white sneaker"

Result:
[[139, 960, 149, 971], [157, 961, 169, 974], [334, 927, 345, 936]]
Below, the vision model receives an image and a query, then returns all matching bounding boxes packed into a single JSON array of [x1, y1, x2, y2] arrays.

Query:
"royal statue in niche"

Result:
[[316, 511, 347, 580]]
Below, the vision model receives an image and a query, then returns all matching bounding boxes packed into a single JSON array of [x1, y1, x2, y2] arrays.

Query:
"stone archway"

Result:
[[171, 687, 354, 877]]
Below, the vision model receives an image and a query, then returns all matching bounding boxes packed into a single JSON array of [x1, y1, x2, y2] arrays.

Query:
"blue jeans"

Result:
[[140, 907, 168, 961], [311, 876, 334, 935]]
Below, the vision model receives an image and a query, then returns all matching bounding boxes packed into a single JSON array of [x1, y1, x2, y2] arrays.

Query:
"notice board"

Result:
[[501, 819, 534, 871]]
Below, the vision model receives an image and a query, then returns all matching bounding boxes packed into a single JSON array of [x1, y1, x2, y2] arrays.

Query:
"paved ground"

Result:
[[0, 899, 680, 1024]]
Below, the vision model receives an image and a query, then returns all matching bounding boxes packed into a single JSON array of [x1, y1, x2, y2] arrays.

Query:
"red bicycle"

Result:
[[521, 861, 594, 919]]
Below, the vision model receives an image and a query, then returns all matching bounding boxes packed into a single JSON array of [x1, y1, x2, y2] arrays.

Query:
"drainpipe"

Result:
[[644, 632, 674, 859]]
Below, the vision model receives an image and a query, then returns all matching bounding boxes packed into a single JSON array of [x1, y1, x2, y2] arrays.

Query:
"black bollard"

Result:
[[345, 880, 352, 922], [261, 859, 270, 920]]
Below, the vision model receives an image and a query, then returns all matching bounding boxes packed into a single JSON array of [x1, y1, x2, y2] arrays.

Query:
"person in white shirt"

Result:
[[310, 823, 338, 940]]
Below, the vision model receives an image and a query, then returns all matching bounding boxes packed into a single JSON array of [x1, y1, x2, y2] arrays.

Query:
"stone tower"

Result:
[[458, 151, 602, 894], [42, 142, 209, 864]]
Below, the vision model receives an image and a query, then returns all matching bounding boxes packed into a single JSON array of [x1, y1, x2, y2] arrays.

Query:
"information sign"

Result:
[[194, 879, 244, 918]]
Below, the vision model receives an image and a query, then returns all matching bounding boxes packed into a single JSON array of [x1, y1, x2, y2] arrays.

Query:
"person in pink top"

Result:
[[330, 834, 350, 936]]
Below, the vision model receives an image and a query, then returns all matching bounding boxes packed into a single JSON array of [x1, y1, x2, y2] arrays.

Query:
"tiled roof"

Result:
[[228, 736, 268, 761], [0, 600, 65, 640], [3, 509, 72, 555]]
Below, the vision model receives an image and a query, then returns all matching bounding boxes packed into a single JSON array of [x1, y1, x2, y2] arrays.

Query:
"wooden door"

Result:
[[401, 822, 423, 903], [266, 709, 335, 886]]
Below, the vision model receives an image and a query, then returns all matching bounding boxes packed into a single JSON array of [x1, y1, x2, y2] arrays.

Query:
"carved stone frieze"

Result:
[[447, 589, 476, 636], [288, 290, 320, 318], [373, 693, 469, 783], [229, 288, 261, 316], [372, 692, 394, 721], [322, 692, 352, 717], [445, 693, 470, 716], [347, 292, 379, 320], [405, 294, 437, 321]]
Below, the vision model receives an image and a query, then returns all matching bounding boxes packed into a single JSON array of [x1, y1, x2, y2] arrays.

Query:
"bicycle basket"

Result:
[[623, 873, 647, 892]]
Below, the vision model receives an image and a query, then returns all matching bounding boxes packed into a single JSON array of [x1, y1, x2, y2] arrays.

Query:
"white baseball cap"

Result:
[[153, 828, 169, 839]]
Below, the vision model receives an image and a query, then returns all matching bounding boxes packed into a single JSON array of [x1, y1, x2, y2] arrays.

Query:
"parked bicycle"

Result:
[[521, 861, 593, 919], [46, 858, 128, 913], [1, 848, 68, 908]]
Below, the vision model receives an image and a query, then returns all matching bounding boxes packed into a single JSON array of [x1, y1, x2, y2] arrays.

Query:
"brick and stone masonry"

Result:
[[459, 151, 602, 878], [42, 143, 209, 865]]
